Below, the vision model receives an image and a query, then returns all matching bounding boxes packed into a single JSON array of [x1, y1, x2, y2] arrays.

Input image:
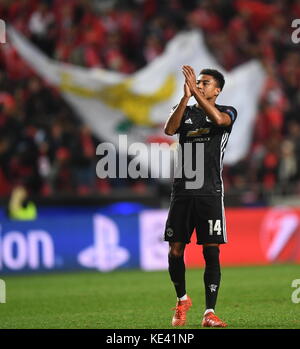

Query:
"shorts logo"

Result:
[[166, 227, 174, 237]]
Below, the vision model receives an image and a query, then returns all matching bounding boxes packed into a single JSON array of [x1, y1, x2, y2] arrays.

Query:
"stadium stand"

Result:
[[0, 0, 300, 206]]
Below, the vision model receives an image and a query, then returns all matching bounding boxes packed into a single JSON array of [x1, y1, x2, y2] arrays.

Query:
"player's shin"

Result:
[[168, 253, 186, 298], [203, 245, 221, 310]]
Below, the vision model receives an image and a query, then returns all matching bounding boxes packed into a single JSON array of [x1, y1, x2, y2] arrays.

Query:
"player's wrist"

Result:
[[181, 96, 190, 103], [189, 84, 197, 95]]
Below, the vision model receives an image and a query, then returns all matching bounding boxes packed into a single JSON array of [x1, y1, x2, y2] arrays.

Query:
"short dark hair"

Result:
[[200, 68, 225, 90]]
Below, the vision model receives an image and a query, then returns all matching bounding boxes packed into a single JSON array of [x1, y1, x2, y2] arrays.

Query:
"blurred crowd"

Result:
[[0, 0, 300, 204]]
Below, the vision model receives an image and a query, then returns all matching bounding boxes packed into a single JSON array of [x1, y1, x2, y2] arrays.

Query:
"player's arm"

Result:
[[194, 94, 232, 126], [182, 65, 232, 127], [164, 83, 191, 136]]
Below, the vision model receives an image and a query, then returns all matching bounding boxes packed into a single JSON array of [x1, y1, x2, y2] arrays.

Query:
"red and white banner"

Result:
[[185, 207, 300, 267]]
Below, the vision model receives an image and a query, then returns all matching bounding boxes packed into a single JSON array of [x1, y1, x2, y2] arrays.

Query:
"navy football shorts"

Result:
[[164, 195, 227, 245]]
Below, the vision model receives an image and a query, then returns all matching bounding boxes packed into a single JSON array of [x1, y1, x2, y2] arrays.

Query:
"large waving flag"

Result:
[[8, 27, 265, 166]]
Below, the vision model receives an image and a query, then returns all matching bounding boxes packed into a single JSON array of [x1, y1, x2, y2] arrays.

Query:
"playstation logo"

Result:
[[78, 214, 130, 272]]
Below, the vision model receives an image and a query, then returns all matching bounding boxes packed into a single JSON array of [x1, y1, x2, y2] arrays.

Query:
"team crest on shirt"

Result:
[[166, 227, 174, 237]]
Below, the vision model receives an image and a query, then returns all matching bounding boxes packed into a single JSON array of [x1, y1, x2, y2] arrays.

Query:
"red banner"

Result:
[[185, 207, 300, 267]]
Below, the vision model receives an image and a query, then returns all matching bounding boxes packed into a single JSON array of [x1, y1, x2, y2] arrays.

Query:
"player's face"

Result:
[[196, 74, 221, 100]]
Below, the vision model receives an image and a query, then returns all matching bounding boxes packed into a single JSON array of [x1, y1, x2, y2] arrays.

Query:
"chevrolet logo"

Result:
[[187, 128, 210, 137]]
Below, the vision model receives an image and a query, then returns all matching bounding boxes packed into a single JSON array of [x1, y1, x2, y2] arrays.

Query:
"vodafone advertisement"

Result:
[[185, 207, 300, 267]]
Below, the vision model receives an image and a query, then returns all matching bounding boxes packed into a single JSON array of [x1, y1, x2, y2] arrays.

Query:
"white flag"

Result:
[[8, 27, 265, 166]]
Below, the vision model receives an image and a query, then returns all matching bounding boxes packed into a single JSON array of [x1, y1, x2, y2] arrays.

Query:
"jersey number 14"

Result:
[[208, 219, 222, 235]]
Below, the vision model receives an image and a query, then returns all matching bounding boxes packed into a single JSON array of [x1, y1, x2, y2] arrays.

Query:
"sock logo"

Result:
[[209, 284, 218, 292]]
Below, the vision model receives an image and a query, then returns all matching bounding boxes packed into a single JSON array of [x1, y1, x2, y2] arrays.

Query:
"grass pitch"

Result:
[[0, 264, 300, 329]]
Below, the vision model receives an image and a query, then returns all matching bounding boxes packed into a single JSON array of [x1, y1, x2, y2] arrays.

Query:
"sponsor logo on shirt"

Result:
[[186, 128, 210, 137]]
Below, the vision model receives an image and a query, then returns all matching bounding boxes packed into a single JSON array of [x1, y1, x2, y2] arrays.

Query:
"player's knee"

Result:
[[169, 245, 185, 258], [169, 250, 184, 259], [203, 245, 220, 267]]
